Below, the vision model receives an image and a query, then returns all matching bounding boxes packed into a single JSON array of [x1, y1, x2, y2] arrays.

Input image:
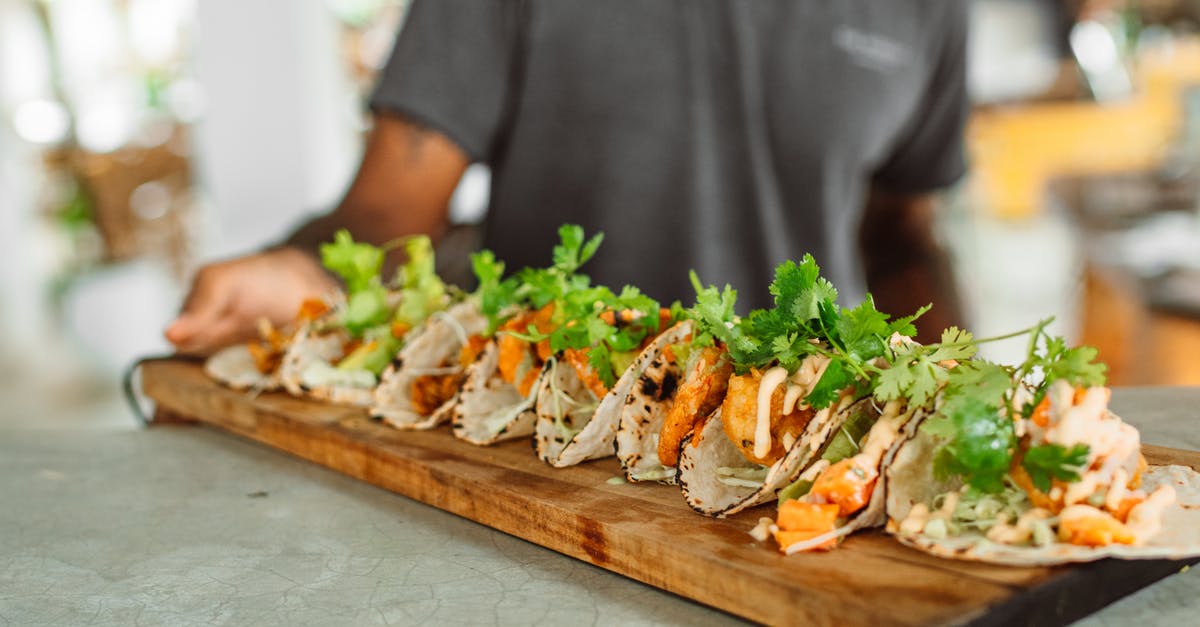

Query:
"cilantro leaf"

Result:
[[927, 327, 978, 363], [341, 284, 390, 336], [769, 255, 838, 322], [320, 229, 385, 294], [551, 224, 603, 275], [835, 296, 890, 362], [1043, 344, 1107, 389], [393, 235, 446, 329], [887, 304, 930, 338], [471, 249, 520, 336], [806, 359, 852, 409], [686, 271, 747, 352], [1021, 443, 1090, 492], [926, 394, 1016, 493]]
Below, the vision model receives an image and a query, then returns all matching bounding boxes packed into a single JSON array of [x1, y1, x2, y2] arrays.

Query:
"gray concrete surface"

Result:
[[1, 386, 1198, 626]]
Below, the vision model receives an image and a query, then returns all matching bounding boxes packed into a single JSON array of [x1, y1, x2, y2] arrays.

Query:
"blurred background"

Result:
[[1, 0, 1199, 428]]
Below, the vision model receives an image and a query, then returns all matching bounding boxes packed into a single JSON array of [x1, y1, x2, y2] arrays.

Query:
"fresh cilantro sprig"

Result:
[[874, 326, 978, 408], [320, 229, 386, 294], [470, 249, 521, 336], [319, 229, 394, 337], [920, 317, 1105, 493], [518, 224, 603, 310], [687, 255, 928, 409], [393, 235, 447, 329], [923, 392, 1016, 493], [1014, 319, 1107, 418], [545, 284, 673, 388], [495, 224, 677, 389], [1021, 443, 1090, 492], [318, 229, 449, 343], [686, 271, 748, 352]]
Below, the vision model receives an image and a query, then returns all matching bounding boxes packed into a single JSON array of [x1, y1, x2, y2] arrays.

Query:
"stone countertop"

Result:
[[1, 387, 1198, 626]]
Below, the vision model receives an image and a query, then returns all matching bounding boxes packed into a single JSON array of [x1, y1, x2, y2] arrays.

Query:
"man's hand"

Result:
[[165, 112, 471, 356], [165, 247, 337, 356]]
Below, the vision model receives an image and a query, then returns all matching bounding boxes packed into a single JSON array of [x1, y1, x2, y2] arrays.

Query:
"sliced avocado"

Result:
[[608, 349, 639, 380], [819, 404, 878, 464], [337, 333, 400, 375], [776, 401, 879, 505], [776, 479, 813, 504]]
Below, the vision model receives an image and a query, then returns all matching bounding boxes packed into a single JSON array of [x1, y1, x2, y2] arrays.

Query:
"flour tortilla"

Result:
[[205, 344, 278, 391], [614, 320, 694, 483], [275, 325, 378, 407], [885, 424, 1200, 565], [372, 300, 487, 430], [533, 322, 691, 468], [781, 405, 926, 554], [678, 396, 874, 518], [451, 339, 544, 445]]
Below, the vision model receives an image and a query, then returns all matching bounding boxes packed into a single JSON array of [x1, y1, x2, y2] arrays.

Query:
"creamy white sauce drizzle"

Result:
[[754, 367, 790, 460], [899, 490, 960, 537], [749, 517, 774, 542], [753, 356, 832, 460], [850, 400, 906, 470], [798, 459, 831, 482], [1126, 484, 1176, 543], [985, 508, 1051, 545]]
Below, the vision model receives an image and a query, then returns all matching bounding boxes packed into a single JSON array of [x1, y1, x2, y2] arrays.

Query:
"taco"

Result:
[[205, 297, 331, 392], [658, 257, 928, 518], [676, 361, 871, 517], [770, 398, 926, 553], [371, 298, 488, 429], [452, 226, 602, 446], [616, 320, 735, 484], [451, 303, 553, 445], [271, 231, 449, 406], [532, 307, 684, 468], [883, 323, 1200, 564]]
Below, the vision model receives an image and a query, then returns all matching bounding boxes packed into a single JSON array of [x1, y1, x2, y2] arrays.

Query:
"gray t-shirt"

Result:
[[371, 0, 967, 310]]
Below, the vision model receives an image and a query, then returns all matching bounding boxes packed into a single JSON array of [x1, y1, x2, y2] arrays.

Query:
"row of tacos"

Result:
[[205, 225, 1200, 566]]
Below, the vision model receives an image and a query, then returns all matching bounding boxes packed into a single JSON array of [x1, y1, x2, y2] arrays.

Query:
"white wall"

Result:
[[192, 0, 361, 259]]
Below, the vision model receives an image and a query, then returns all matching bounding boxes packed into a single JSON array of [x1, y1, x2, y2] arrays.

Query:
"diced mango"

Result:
[[1058, 507, 1136, 546], [808, 459, 877, 517], [776, 500, 840, 532]]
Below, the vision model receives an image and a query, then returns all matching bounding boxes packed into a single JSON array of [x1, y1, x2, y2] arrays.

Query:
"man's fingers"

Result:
[[171, 313, 255, 357], [164, 313, 199, 346], [169, 265, 237, 352], [180, 265, 230, 317]]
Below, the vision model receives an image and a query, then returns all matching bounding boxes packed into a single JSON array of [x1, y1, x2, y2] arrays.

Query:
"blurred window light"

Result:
[[77, 95, 138, 153], [448, 164, 490, 225], [12, 99, 69, 145], [0, 5, 53, 104], [1070, 19, 1134, 101], [128, 0, 193, 66], [968, 0, 1060, 103], [49, 0, 123, 103], [1072, 21, 1121, 75], [164, 78, 205, 123]]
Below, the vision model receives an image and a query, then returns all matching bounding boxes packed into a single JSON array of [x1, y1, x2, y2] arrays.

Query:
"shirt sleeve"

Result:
[[871, 4, 968, 193], [369, 0, 525, 162]]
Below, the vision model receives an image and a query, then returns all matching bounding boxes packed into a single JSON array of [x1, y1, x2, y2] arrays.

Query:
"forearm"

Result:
[[858, 188, 965, 344], [281, 112, 468, 267]]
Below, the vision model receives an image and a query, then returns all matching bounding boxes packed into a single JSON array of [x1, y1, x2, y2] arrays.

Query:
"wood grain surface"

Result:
[[139, 359, 1199, 627]]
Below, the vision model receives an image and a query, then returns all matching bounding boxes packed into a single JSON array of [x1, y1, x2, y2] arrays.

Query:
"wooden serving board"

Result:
[[140, 359, 1199, 626]]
